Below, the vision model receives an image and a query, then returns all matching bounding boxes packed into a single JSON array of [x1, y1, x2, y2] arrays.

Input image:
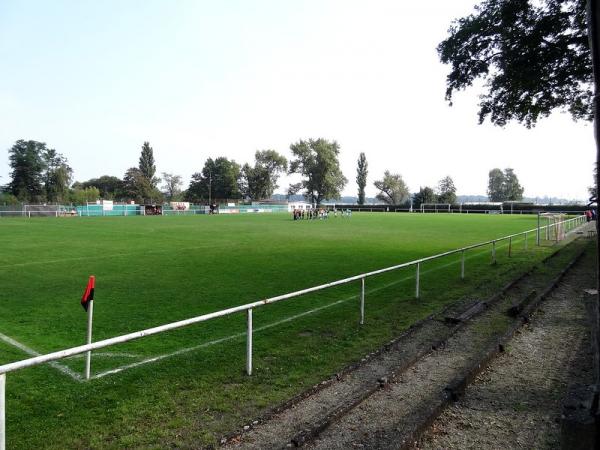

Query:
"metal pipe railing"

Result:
[[0, 214, 587, 450]]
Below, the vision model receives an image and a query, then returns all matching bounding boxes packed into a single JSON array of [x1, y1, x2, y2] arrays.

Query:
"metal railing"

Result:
[[0, 214, 587, 449]]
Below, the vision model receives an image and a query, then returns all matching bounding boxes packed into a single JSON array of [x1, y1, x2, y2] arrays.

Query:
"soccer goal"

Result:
[[540, 212, 567, 242], [24, 204, 65, 217], [420, 203, 452, 213]]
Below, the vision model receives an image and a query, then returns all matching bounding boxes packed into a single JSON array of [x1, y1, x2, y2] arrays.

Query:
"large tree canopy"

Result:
[[241, 150, 288, 201], [487, 167, 525, 201], [437, 176, 458, 204], [438, 0, 591, 127], [288, 138, 347, 205], [413, 186, 437, 208], [373, 171, 410, 205], [7, 140, 72, 203], [79, 175, 124, 200], [186, 157, 242, 202]]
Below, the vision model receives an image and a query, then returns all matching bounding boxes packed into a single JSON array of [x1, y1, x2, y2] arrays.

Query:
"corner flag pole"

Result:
[[85, 298, 94, 380], [81, 275, 95, 380]]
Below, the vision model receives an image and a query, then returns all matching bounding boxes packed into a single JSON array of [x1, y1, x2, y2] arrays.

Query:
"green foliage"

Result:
[[186, 157, 242, 202], [161, 173, 183, 201], [413, 186, 437, 208], [139, 142, 159, 187], [42, 148, 73, 203], [69, 186, 101, 204], [7, 140, 73, 203], [79, 176, 124, 200], [8, 140, 46, 202], [437, 176, 457, 204], [373, 171, 409, 205], [487, 168, 524, 201], [356, 153, 368, 205], [438, 0, 591, 127], [123, 167, 163, 203], [288, 138, 348, 205], [0, 192, 19, 205], [241, 150, 287, 200]]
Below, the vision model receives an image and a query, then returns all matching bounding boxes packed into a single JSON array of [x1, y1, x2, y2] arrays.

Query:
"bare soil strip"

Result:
[[417, 247, 595, 449], [223, 235, 592, 450]]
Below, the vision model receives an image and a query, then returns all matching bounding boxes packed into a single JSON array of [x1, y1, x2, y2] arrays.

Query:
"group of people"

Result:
[[585, 209, 597, 222], [291, 208, 353, 220]]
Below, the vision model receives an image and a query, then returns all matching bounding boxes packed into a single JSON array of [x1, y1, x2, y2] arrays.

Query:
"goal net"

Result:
[[420, 203, 451, 213], [540, 213, 566, 242]]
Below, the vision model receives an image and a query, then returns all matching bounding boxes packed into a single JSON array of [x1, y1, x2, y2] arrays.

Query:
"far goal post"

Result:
[[420, 203, 451, 213]]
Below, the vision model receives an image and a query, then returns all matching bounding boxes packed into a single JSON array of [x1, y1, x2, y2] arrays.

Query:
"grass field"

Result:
[[0, 212, 570, 448]]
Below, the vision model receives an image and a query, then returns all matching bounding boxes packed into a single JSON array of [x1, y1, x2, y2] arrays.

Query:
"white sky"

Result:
[[0, 0, 595, 200]]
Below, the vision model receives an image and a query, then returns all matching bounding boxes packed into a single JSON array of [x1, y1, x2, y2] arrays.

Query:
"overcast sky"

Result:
[[0, 0, 595, 200]]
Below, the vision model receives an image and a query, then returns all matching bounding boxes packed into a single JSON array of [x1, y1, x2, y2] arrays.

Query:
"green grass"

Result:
[[0, 212, 566, 448]]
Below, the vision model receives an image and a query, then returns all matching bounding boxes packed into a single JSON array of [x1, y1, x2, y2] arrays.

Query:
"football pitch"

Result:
[[0, 212, 566, 448]]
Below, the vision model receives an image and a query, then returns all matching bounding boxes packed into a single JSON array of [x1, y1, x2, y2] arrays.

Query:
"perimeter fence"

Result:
[[0, 214, 589, 450]]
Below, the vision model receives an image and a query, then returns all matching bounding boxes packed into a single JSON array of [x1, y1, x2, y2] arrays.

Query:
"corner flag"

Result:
[[81, 276, 95, 311]]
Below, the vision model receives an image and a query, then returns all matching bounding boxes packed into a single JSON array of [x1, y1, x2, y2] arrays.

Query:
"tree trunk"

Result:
[[587, 0, 600, 385]]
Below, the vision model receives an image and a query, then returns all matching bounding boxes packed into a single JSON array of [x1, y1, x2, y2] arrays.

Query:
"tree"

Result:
[[356, 153, 368, 205], [438, 0, 591, 127], [589, 164, 597, 201], [185, 157, 242, 202], [241, 150, 287, 200], [413, 186, 437, 209], [7, 140, 46, 202], [373, 171, 410, 205], [288, 138, 348, 205], [437, 176, 457, 204], [487, 168, 506, 201], [42, 149, 72, 203], [80, 176, 124, 200], [70, 186, 100, 205], [487, 168, 524, 201], [122, 167, 161, 203], [503, 168, 524, 200], [138, 142, 159, 187], [161, 173, 183, 201]]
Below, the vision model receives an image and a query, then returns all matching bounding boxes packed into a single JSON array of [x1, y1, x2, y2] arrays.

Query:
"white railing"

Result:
[[0, 214, 588, 450]]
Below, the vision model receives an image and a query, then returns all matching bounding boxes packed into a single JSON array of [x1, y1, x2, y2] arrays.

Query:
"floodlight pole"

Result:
[[208, 170, 212, 208], [85, 300, 94, 380]]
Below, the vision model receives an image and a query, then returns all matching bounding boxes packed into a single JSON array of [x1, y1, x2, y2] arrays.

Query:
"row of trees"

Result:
[[355, 153, 523, 207], [3, 138, 524, 206]]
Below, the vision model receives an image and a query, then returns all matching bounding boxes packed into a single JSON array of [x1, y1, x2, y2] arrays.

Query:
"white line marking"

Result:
[[92, 244, 510, 379], [0, 333, 83, 381], [64, 352, 140, 360]]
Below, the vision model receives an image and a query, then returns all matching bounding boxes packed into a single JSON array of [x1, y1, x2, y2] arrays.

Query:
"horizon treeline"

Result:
[[1, 138, 526, 206]]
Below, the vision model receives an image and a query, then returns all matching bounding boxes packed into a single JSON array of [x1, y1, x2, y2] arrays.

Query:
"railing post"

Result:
[[508, 236, 512, 257], [491, 241, 496, 264], [360, 278, 365, 325], [0, 373, 5, 450], [415, 263, 420, 299], [461, 250, 465, 280], [246, 309, 253, 376]]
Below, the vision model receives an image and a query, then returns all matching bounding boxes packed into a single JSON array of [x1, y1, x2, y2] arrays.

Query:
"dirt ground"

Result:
[[416, 249, 595, 450]]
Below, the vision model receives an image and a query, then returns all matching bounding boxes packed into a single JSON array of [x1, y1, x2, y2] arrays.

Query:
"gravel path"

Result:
[[417, 249, 595, 449]]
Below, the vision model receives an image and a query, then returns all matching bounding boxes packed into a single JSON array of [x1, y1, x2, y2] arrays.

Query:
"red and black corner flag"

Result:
[[81, 276, 95, 311]]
